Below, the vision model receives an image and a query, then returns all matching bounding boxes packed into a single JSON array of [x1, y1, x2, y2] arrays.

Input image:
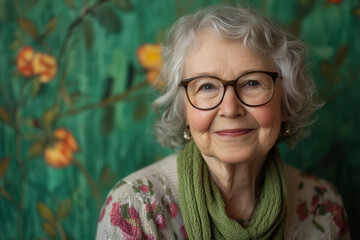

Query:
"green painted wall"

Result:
[[0, 0, 359, 239]]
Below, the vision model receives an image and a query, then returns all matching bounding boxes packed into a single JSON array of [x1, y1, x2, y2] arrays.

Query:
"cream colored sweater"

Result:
[[96, 154, 350, 240]]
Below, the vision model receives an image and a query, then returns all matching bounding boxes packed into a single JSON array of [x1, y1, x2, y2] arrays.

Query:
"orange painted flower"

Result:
[[44, 128, 78, 168], [53, 128, 78, 151], [44, 142, 73, 168], [17, 46, 35, 77], [16, 46, 57, 83], [137, 43, 164, 87], [146, 69, 164, 88], [137, 44, 162, 69], [328, 0, 342, 4]]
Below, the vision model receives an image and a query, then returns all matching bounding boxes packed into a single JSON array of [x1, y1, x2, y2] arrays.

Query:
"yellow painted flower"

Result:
[[137, 44, 162, 69], [32, 52, 58, 83]]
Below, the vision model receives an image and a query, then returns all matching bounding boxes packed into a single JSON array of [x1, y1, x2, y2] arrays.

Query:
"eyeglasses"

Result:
[[180, 71, 280, 110]]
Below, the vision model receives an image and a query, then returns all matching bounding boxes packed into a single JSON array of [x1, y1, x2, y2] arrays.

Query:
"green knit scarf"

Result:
[[177, 142, 287, 240]]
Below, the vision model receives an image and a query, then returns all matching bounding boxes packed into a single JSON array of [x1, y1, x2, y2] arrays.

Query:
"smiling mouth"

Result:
[[215, 129, 254, 137]]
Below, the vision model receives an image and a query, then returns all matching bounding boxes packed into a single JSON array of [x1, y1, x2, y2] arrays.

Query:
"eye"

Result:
[[245, 80, 261, 87], [199, 83, 216, 90]]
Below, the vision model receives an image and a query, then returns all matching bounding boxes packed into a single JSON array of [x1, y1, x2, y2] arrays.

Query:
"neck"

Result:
[[203, 154, 266, 221]]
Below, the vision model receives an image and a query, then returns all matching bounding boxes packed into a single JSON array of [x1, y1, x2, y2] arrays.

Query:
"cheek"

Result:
[[249, 100, 282, 141], [254, 85, 283, 129], [254, 107, 281, 127], [186, 102, 215, 133]]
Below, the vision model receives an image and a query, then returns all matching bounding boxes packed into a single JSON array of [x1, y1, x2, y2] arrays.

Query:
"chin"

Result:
[[204, 147, 258, 165]]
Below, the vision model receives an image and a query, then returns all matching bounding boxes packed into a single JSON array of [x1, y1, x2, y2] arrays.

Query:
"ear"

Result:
[[184, 110, 189, 125]]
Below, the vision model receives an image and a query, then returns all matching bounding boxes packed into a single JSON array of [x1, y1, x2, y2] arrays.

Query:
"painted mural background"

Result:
[[0, 0, 359, 239]]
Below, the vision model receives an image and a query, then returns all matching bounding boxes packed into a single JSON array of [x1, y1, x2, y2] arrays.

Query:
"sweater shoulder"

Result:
[[284, 164, 350, 239], [96, 154, 186, 240]]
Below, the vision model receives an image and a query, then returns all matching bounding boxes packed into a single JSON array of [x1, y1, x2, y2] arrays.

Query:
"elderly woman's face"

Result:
[[183, 31, 283, 164]]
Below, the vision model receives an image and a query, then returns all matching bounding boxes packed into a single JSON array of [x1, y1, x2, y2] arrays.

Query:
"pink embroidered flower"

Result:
[[333, 215, 348, 235], [324, 200, 337, 214], [151, 202, 158, 213], [181, 226, 189, 239], [98, 208, 106, 222], [155, 214, 167, 230], [335, 205, 343, 216], [312, 195, 319, 208], [297, 201, 308, 220], [110, 202, 143, 239], [98, 195, 113, 222], [105, 195, 113, 205], [144, 235, 155, 240], [139, 185, 150, 192], [129, 205, 141, 220], [167, 202, 178, 218], [145, 203, 150, 212]]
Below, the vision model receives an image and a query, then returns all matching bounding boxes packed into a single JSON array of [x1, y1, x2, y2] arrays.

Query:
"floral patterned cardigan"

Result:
[[96, 154, 350, 240]]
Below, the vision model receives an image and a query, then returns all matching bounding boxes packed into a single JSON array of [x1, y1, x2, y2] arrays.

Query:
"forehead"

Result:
[[183, 30, 276, 78]]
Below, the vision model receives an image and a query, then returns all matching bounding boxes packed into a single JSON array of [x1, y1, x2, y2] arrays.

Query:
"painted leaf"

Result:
[[9, 38, 22, 50], [0, 106, 10, 123], [31, 78, 41, 97], [64, 0, 75, 9], [37, 201, 55, 220], [133, 102, 148, 121], [92, 6, 122, 33], [57, 198, 72, 219], [29, 141, 45, 157], [297, 0, 316, 18], [82, 18, 94, 49], [0, 156, 10, 179], [352, 5, 360, 17], [320, 62, 332, 78], [25, 0, 41, 9], [100, 165, 115, 187], [335, 44, 349, 66], [42, 105, 59, 128], [44, 17, 58, 36], [42, 222, 57, 237], [19, 18, 40, 39], [112, 0, 134, 11], [69, 91, 84, 102]]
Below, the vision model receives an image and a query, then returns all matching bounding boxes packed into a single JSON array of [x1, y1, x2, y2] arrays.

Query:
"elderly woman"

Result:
[[97, 4, 350, 240]]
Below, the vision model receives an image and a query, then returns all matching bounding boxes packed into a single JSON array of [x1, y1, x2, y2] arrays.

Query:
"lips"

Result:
[[215, 128, 253, 137]]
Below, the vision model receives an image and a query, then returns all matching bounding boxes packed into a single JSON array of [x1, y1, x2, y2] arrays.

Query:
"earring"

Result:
[[183, 126, 192, 141], [280, 122, 291, 137]]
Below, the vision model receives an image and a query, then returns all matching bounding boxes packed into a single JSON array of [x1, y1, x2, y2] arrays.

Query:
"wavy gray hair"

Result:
[[152, 4, 323, 149]]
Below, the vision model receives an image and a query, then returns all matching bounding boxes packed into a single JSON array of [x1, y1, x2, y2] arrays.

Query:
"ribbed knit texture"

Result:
[[177, 142, 287, 240]]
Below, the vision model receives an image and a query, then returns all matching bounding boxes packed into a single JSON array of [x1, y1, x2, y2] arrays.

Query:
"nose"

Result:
[[218, 86, 246, 117]]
